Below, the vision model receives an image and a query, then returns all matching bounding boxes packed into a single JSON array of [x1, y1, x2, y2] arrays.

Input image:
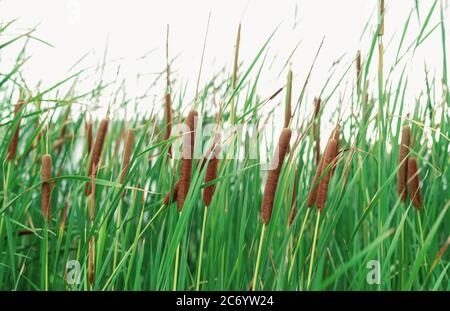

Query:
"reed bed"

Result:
[[0, 2, 448, 291]]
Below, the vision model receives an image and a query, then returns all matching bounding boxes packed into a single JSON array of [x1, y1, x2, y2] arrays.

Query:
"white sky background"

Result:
[[1, 0, 449, 145]]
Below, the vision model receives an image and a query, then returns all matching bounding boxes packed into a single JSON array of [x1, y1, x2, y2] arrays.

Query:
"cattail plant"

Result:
[[407, 157, 422, 209], [261, 128, 292, 224], [316, 139, 338, 212], [85, 118, 109, 195], [120, 129, 135, 198], [41, 154, 52, 221], [397, 123, 411, 202], [203, 133, 221, 206], [177, 110, 197, 211], [7, 99, 25, 161], [253, 128, 292, 290]]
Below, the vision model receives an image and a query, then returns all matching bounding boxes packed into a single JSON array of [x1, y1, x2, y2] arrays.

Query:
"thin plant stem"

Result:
[[307, 211, 320, 290], [252, 224, 266, 290], [196, 206, 208, 290]]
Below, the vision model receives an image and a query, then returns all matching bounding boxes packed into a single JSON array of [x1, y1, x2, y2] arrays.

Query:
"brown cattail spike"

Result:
[[397, 124, 411, 202], [307, 126, 340, 207], [41, 154, 52, 221], [261, 128, 292, 225], [407, 158, 422, 209], [177, 110, 198, 211], [164, 181, 179, 205], [86, 118, 109, 195], [203, 133, 221, 206], [7, 99, 25, 161], [307, 156, 324, 207], [316, 139, 338, 212], [120, 129, 135, 198]]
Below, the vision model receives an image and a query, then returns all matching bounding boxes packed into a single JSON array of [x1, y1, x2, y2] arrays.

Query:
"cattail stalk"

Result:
[[288, 169, 299, 226], [316, 139, 338, 212], [120, 129, 135, 198], [177, 111, 197, 211], [378, 42, 384, 84], [85, 120, 93, 154], [313, 97, 321, 165], [165, 92, 172, 156], [407, 158, 422, 209], [261, 128, 292, 225], [397, 124, 411, 202], [41, 154, 52, 222], [230, 23, 241, 124], [379, 0, 385, 36], [7, 99, 25, 161], [89, 163, 96, 286], [284, 70, 293, 128], [356, 50, 362, 95], [85, 118, 109, 195]]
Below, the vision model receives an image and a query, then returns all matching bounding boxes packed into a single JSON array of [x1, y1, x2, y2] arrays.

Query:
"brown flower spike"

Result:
[[41, 154, 52, 221], [407, 157, 422, 209], [177, 110, 198, 211], [261, 128, 292, 225], [397, 124, 411, 202]]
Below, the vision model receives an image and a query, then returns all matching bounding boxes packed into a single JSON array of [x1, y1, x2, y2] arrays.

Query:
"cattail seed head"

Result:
[[307, 126, 339, 207], [397, 124, 411, 202], [41, 154, 52, 221], [86, 118, 109, 195], [7, 99, 25, 161], [177, 110, 198, 211], [307, 156, 324, 207], [120, 129, 135, 198], [261, 128, 292, 225], [407, 157, 422, 209], [316, 139, 338, 212], [164, 181, 179, 205], [203, 133, 221, 206]]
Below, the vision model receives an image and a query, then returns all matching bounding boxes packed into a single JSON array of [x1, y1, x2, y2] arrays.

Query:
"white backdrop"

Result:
[[1, 0, 448, 139]]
